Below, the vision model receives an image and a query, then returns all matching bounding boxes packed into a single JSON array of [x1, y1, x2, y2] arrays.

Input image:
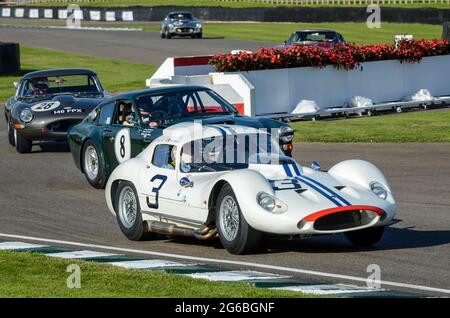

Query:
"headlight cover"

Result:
[[196, 23, 202, 28], [256, 192, 287, 214], [20, 108, 33, 123], [370, 181, 388, 200], [279, 125, 294, 143]]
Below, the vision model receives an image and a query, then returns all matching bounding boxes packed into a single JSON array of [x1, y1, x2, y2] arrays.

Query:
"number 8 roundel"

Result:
[[114, 128, 131, 163]]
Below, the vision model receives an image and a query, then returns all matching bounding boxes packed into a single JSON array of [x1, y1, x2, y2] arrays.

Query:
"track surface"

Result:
[[0, 115, 449, 295], [0, 24, 274, 65], [1, 25, 449, 295]]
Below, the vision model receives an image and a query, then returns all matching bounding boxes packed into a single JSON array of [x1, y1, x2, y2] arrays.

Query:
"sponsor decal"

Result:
[[114, 128, 131, 163], [31, 101, 60, 112]]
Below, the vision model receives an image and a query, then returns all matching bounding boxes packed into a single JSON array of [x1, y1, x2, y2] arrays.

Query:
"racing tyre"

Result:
[[15, 130, 32, 153], [7, 120, 15, 146], [215, 184, 261, 254], [160, 28, 165, 38], [115, 181, 150, 241], [82, 140, 107, 189], [165, 29, 172, 39], [345, 226, 385, 247], [197, 33, 202, 39]]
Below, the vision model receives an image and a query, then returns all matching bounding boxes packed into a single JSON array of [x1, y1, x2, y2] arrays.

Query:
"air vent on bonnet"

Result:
[[334, 186, 346, 190]]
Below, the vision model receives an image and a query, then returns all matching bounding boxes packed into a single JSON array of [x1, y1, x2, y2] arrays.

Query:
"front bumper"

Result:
[[169, 26, 202, 35], [14, 118, 82, 141]]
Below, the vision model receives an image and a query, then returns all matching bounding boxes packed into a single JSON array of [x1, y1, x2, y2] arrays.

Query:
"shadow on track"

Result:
[[150, 226, 450, 255]]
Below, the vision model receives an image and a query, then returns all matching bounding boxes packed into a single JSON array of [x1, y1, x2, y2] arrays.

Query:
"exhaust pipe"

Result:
[[144, 221, 217, 240]]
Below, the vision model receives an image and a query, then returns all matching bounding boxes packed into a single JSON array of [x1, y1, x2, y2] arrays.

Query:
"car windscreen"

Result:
[[135, 89, 236, 124], [290, 31, 337, 43], [168, 13, 193, 20], [22, 74, 101, 97], [179, 133, 286, 173]]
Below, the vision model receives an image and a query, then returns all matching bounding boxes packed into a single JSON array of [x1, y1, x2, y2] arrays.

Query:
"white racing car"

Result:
[[105, 123, 396, 254]]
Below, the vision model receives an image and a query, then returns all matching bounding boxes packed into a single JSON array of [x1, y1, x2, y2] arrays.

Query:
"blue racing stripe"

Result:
[[291, 163, 301, 176], [301, 175, 352, 206], [283, 164, 293, 177], [294, 176, 342, 207]]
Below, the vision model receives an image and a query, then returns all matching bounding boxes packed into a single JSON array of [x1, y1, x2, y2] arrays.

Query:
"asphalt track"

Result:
[[0, 24, 274, 65], [0, 112, 449, 295], [0, 24, 449, 296]]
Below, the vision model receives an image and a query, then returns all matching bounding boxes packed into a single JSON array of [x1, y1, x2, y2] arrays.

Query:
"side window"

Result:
[[152, 145, 177, 170], [98, 102, 115, 125], [113, 100, 136, 126]]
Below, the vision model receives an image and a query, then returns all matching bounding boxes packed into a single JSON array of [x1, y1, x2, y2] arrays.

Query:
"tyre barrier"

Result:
[[0, 42, 20, 76]]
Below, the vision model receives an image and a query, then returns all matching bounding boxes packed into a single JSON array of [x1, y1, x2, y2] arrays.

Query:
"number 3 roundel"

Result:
[[114, 128, 131, 163]]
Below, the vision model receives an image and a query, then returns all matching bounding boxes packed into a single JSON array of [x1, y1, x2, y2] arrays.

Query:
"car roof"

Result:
[[112, 85, 211, 101], [159, 122, 268, 146], [294, 29, 338, 33], [167, 11, 193, 15], [22, 68, 97, 80]]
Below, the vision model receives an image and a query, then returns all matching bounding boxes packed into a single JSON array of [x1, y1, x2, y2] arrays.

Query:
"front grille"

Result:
[[47, 119, 81, 133], [176, 28, 193, 33], [313, 210, 363, 231]]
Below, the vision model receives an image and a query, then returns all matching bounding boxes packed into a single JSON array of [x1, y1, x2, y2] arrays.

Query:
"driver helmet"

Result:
[[31, 77, 49, 95]]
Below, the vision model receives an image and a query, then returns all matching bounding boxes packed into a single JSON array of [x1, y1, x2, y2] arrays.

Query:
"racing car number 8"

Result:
[[114, 128, 131, 163]]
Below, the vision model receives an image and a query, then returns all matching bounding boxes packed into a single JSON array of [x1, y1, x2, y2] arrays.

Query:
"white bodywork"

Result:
[[105, 123, 396, 235]]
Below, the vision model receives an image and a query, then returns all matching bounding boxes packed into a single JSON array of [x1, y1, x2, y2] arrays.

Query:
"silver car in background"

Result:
[[160, 11, 203, 39]]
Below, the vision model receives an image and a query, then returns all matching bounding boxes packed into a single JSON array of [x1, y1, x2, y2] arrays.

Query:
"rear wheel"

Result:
[[345, 226, 385, 247], [115, 181, 150, 241], [82, 140, 107, 189], [215, 184, 261, 254], [15, 129, 32, 153]]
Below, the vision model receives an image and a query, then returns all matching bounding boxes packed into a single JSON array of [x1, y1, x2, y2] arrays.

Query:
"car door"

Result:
[[102, 99, 142, 173], [139, 144, 185, 219]]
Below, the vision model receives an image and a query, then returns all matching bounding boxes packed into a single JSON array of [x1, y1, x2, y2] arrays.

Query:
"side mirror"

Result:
[[179, 177, 193, 188], [311, 161, 321, 171], [13, 81, 19, 89]]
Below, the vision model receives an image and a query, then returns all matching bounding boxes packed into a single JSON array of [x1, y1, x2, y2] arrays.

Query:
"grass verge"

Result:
[[291, 109, 450, 142], [0, 250, 311, 297], [0, 46, 156, 102]]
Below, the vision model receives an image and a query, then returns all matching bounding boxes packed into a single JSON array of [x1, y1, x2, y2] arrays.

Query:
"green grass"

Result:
[[141, 22, 442, 44], [0, 46, 155, 102], [0, 250, 312, 297], [24, 0, 450, 9], [291, 109, 450, 142]]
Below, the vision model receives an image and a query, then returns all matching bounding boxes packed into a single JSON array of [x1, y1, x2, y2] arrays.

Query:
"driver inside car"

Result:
[[26, 77, 49, 95]]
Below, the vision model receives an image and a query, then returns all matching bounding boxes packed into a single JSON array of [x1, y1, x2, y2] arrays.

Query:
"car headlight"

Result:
[[20, 108, 33, 123], [256, 192, 287, 214], [168, 23, 174, 28], [370, 181, 388, 200], [279, 125, 294, 143], [196, 23, 202, 28]]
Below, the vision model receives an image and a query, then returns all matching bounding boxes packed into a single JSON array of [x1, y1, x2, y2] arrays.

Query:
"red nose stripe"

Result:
[[302, 205, 385, 222]]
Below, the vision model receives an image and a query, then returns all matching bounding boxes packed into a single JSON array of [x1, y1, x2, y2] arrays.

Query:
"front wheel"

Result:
[[82, 140, 107, 189], [15, 129, 32, 153], [215, 184, 261, 254], [345, 226, 385, 247], [160, 28, 165, 38], [7, 120, 15, 146], [165, 28, 172, 39], [115, 181, 149, 241]]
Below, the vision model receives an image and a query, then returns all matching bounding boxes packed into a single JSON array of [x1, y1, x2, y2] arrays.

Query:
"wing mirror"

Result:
[[13, 81, 19, 89], [179, 177, 193, 188], [311, 161, 321, 171]]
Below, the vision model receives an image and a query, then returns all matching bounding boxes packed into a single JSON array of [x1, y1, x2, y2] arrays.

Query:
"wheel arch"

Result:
[[206, 180, 229, 226]]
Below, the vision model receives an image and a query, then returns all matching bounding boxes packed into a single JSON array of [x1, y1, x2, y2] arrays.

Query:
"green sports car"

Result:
[[68, 85, 294, 188]]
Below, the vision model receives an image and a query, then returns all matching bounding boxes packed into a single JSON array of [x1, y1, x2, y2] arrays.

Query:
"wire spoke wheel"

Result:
[[219, 195, 240, 242], [118, 185, 137, 229]]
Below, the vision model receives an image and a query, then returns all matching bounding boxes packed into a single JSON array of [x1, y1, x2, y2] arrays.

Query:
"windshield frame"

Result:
[[134, 88, 238, 124], [19, 74, 103, 98]]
